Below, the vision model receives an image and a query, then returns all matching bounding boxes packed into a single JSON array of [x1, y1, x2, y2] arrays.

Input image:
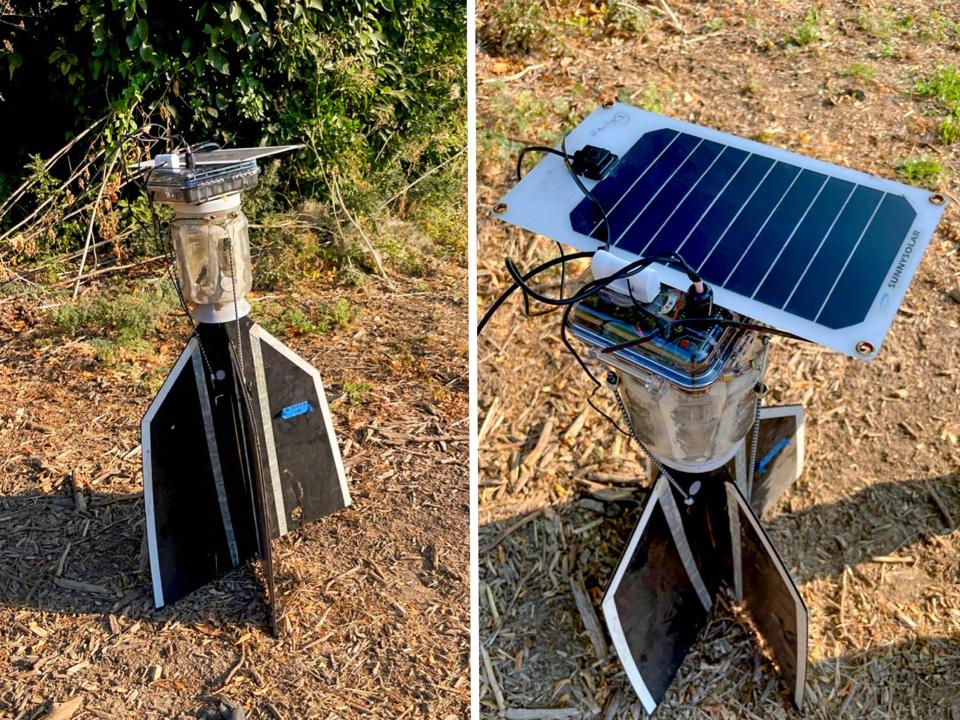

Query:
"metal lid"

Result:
[[144, 144, 302, 206]]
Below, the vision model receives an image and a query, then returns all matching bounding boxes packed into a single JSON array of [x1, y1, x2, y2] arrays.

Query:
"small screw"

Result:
[[602, 99, 615, 109], [855, 341, 874, 356], [930, 193, 946, 206], [493, 202, 508, 214]]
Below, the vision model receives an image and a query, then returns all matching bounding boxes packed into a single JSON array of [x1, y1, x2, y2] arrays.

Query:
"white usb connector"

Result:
[[590, 249, 661, 303]]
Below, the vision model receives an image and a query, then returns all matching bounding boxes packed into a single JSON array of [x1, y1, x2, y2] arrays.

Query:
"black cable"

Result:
[[513, 137, 612, 247], [515, 241, 570, 321], [555, 240, 566, 301], [586, 383, 630, 437], [477, 250, 595, 334], [516, 145, 566, 181], [109, 127, 195, 333], [561, 134, 611, 248], [503, 251, 699, 309], [479, 248, 702, 338]]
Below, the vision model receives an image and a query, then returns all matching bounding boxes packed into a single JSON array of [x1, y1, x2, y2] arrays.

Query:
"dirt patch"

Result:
[[478, 1, 960, 718], [0, 248, 469, 717]]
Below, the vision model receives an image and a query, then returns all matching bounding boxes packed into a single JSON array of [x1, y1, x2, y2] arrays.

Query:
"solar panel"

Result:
[[191, 145, 304, 165], [494, 103, 947, 358]]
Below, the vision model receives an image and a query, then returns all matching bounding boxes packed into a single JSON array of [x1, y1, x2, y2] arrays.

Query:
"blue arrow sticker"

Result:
[[756, 437, 790, 475], [280, 401, 314, 420]]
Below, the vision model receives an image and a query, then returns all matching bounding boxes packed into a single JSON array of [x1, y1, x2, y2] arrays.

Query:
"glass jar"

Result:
[[170, 196, 252, 306]]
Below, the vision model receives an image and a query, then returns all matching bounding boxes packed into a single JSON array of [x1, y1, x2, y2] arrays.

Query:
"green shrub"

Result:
[[787, 8, 825, 46], [481, 0, 548, 54], [605, 1, 649, 33], [341, 379, 372, 405], [46, 279, 179, 349], [939, 117, 960, 144], [841, 63, 876, 81], [259, 298, 354, 337], [915, 65, 960, 112], [896, 156, 944, 188], [915, 65, 960, 145], [1, 1, 466, 260]]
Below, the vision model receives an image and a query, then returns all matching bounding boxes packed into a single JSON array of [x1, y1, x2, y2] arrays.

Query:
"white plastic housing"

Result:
[[170, 194, 252, 309], [591, 249, 660, 303]]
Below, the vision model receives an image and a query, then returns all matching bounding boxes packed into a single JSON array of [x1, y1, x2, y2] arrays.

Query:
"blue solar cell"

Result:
[[816, 194, 916, 328], [642, 147, 753, 259], [679, 155, 783, 271], [783, 185, 884, 318], [753, 177, 856, 309], [724, 169, 827, 296], [568, 130, 919, 330], [692, 160, 796, 280]]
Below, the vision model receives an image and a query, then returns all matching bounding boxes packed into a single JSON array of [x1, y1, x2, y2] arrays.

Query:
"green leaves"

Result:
[[207, 49, 230, 74], [250, 1, 268, 21], [7, 52, 22, 80], [6, 0, 466, 206]]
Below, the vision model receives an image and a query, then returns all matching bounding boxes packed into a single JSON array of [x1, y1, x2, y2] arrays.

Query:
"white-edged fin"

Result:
[[601, 477, 668, 715], [251, 324, 350, 508], [601, 477, 717, 714], [728, 482, 808, 709], [141, 338, 197, 608], [249, 329, 288, 536]]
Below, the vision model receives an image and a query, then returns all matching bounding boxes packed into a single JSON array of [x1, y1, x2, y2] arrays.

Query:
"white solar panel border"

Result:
[[494, 103, 947, 359]]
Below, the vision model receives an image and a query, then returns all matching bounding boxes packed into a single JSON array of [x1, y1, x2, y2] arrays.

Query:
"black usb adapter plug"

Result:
[[570, 145, 619, 181]]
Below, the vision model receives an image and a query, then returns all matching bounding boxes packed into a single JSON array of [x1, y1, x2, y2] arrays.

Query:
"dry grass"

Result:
[[0, 245, 469, 717]]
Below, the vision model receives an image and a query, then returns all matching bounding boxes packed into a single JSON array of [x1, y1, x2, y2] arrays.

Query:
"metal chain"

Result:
[[227, 221, 245, 384], [744, 335, 771, 502], [744, 395, 763, 501], [606, 372, 694, 506], [194, 322, 216, 384]]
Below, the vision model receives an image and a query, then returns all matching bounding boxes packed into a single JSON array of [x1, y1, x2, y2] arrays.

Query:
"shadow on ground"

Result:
[[0, 486, 267, 627], [479, 472, 960, 718]]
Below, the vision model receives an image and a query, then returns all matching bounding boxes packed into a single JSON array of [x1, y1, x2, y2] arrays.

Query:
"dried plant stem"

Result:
[[328, 171, 393, 287], [0, 115, 107, 218], [376, 147, 466, 212], [72, 147, 122, 297]]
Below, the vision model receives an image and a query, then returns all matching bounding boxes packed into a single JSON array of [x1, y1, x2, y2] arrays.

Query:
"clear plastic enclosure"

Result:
[[613, 339, 765, 472], [170, 209, 252, 306], [567, 269, 769, 472]]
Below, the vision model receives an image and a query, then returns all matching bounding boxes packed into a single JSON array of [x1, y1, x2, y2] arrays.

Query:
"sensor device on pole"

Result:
[[141, 144, 350, 632]]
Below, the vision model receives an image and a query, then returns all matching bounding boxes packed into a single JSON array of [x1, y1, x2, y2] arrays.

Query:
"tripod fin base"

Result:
[[141, 323, 350, 611], [603, 477, 808, 714]]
